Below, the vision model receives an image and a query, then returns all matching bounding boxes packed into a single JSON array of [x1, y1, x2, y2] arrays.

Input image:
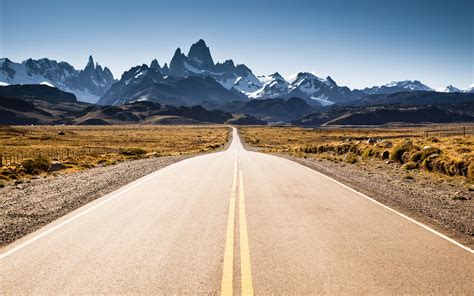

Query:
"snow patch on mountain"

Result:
[[40, 81, 54, 87], [311, 95, 335, 106]]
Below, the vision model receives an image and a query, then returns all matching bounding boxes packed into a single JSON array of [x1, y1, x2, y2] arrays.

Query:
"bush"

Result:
[[0, 180, 4, 188], [422, 158, 433, 171], [410, 151, 423, 163], [362, 147, 377, 158], [119, 148, 147, 156], [344, 152, 358, 164], [21, 157, 50, 175], [469, 163, 474, 178], [402, 162, 418, 170], [401, 151, 411, 164], [419, 146, 441, 160], [304, 146, 318, 154], [390, 140, 415, 163], [422, 156, 468, 176]]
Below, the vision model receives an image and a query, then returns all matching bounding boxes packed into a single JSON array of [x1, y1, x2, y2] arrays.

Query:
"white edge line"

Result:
[[267, 153, 474, 254], [0, 161, 184, 260]]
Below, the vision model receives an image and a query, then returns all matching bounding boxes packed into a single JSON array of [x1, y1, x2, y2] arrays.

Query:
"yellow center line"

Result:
[[239, 170, 254, 296], [221, 153, 238, 296]]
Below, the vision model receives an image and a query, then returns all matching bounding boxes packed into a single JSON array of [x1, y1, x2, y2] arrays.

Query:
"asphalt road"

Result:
[[1, 128, 473, 294]]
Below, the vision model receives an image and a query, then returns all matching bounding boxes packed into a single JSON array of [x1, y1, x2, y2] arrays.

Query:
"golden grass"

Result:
[[0, 125, 230, 180], [239, 125, 474, 180]]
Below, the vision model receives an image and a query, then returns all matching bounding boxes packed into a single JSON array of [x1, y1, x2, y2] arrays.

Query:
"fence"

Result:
[[0, 147, 116, 167], [0, 130, 230, 167], [422, 125, 474, 138]]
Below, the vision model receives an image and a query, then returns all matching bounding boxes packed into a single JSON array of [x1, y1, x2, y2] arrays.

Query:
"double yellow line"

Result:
[[221, 154, 254, 295]]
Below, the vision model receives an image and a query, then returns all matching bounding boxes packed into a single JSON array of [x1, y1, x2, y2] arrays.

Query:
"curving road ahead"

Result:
[[1, 128, 473, 294]]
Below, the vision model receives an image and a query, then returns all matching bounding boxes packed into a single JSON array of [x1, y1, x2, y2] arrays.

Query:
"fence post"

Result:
[[463, 126, 466, 137], [0, 154, 2, 167]]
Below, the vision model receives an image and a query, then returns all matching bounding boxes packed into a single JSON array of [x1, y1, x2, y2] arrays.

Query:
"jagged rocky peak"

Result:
[[326, 76, 337, 86], [169, 47, 187, 76], [187, 39, 214, 70], [83, 55, 96, 74], [150, 59, 160, 69], [270, 72, 285, 80], [104, 66, 113, 76], [87, 55, 94, 67], [161, 62, 170, 75], [215, 59, 236, 72]]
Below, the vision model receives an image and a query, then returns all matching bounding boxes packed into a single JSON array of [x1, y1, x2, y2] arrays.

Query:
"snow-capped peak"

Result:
[[0, 56, 115, 103], [363, 80, 433, 95], [436, 85, 461, 93], [384, 80, 432, 91]]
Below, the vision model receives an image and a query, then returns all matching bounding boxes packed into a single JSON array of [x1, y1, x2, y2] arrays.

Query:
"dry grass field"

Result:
[[240, 125, 474, 183], [0, 125, 230, 184]]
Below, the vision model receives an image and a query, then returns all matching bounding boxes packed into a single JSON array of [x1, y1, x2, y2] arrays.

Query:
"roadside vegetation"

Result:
[[0, 125, 230, 183], [239, 125, 474, 184]]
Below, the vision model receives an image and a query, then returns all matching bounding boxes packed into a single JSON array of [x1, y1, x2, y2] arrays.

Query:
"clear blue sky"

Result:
[[1, 0, 472, 89]]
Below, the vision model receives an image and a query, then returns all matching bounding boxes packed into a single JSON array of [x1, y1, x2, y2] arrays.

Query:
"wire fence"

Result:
[[422, 125, 474, 137], [0, 129, 231, 167], [0, 147, 117, 167]]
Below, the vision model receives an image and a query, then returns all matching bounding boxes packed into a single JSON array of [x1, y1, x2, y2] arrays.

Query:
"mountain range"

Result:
[[2, 84, 473, 126], [2, 39, 472, 108], [0, 84, 265, 125], [0, 56, 115, 103]]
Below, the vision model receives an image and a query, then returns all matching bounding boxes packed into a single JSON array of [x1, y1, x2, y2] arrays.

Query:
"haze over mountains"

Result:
[[1, 39, 473, 107]]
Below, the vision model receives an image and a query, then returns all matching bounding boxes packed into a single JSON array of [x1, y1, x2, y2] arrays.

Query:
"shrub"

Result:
[[419, 146, 441, 160], [304, 146, 318, 154], [401, 151, 411, 164], [362, 147, 377, 158], [336, 144, 351, 154], [422, 158, 433, 171], [390, 140, 415, 163], [21, 157, 50, 175], [0, 180, 4, 188], [402, 162, 418, 170], [119, 148, 147, 156], [344, 152, 358, 164], [468, 163, 474, 178], [410, 151, 423, 163]]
